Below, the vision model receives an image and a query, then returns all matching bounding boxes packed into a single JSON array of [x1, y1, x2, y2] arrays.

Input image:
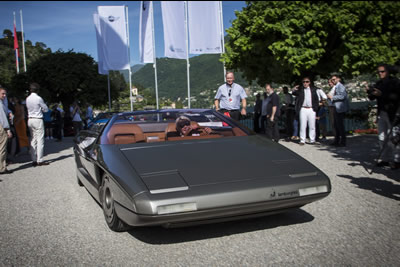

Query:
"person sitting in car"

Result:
[[173, 116, 213, 137]]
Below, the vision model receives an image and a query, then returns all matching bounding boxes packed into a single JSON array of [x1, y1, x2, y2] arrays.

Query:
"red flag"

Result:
[[13, 22, 19, 71], [13, 23, 19, 51]]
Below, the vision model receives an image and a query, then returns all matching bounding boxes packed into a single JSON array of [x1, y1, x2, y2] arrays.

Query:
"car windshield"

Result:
[[99, 109, 253, 145]]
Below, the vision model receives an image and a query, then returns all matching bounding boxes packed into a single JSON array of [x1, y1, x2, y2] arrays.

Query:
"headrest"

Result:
[[107, 123, 145, 144]]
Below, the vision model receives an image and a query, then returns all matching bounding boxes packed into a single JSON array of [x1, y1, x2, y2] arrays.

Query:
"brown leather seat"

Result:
[[165, 122, 177, 137], [107, 124, 145, 144]]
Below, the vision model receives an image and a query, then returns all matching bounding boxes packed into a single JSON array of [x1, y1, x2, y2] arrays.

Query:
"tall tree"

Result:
[[0, 29, 51, 89], [222, 1, 400, 85], [13, 51, 125, 110]]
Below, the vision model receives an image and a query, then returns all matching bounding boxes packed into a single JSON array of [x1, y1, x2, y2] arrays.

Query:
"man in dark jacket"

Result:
[[366, 64, 400, 169], [265, 84, 280, 142], [253, 93, 262, 133], [292, 77, 319, 145]]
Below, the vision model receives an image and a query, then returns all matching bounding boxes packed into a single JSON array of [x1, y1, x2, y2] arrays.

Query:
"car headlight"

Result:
[[157, 202, 197, 215], [298, 185, 328, 196]]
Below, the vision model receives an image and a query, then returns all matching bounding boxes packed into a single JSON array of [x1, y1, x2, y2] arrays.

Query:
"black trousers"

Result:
[[266, 118, 280, 141], [285, 109, 295, 137], [334, 111, 346, 145], [260, 115, 267, 134], [219, 109, 240, 121], [254, 112, 261, 133], [53, 122, 62, 140]]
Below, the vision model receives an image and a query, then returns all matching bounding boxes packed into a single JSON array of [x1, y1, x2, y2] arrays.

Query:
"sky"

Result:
[[0, 1, 246, 66]]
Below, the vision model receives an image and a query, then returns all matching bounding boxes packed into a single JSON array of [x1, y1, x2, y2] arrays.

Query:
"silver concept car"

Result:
[[74, 109, 331, 231]]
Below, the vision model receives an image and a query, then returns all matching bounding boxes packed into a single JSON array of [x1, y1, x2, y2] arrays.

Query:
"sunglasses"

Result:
[[228, 89, 232, 97], [302, 81, 310, 83], [178, 120, 190, 128], [377, 70, 386, 73]]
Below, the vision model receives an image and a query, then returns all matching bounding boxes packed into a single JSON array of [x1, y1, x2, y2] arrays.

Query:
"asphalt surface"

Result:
[[0, 135, 399, 266]]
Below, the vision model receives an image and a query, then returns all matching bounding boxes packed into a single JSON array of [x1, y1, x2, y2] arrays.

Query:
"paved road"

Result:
[[1, 135, 399, 266]]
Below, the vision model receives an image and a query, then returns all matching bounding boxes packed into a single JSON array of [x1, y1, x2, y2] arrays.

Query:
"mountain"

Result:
[[131, 54, 250, 101], [120, 64, 145, 81]]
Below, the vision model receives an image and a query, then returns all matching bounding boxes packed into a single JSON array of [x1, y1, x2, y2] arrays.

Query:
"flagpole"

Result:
[[219, 1, 226, 82], [184, 1, 191, 108], [107, 73, 111, 111], [20, 10, 27, 72], [150, 3, 159, 110], [125, 6, 133, 111], [13, 12, 19, 74]]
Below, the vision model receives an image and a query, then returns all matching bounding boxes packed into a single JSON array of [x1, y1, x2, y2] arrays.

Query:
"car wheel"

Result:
[[77, 175, 83, 187], [99, 175, 128, 232]]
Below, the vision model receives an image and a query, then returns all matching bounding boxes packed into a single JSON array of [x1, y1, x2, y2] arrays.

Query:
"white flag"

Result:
[[161, 1, 187, 59], [97, 6, 130, 70], [188, 1, 222, 54], [93, 13, 108, 74], [139, 1, 154, 63]]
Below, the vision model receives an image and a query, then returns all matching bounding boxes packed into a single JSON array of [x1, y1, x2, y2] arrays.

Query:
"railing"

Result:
[[240, 112, 370, 133]]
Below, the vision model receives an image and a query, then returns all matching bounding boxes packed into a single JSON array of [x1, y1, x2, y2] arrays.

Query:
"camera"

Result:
[[366, 83, 376, 96]]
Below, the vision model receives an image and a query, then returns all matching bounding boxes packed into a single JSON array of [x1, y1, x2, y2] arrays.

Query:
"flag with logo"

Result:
[[161, 1, 187, 59], [139, 1, 154, 63], [188, 1, 222, 54], [97, 6, 130, 70], [93, 13, 108, 74]]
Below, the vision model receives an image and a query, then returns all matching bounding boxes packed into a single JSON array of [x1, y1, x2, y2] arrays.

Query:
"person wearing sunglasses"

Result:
[[365, 64, 400, 169], [214, 72, 247, 121], [327, 74, 349, 147], [173, 116, 212, 137], [292, 77, 320, 145]]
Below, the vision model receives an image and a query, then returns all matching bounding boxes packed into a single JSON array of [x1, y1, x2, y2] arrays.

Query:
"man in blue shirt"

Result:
[[327, 74, 349, 147], [214, 72, 247, 121], [0, 86, 13, 174]]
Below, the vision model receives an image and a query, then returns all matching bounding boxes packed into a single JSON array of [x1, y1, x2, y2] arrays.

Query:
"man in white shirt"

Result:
[[214, 72, 247, 121], [70, 101, 83, 136], [26, 83, 49, 166]]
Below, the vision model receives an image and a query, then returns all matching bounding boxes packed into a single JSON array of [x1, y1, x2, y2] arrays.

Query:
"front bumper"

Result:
[[115, 192, 328, 227]]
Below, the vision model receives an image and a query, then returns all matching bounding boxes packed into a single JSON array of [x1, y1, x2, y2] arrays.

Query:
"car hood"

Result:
[[120, 136, 327, 191]]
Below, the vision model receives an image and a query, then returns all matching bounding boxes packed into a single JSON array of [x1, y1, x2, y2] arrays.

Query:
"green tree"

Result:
[[14, 51, 125, 110], [223, 1, 400, 85], [0, 29, 51, 89]]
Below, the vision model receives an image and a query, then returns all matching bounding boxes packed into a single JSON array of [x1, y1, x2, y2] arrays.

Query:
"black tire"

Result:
[[77, 175, 83, 187], [99, 175, 129, 232]]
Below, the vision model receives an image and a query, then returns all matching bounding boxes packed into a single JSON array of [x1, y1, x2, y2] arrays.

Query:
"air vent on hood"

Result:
[[141, 170, 189, 194]]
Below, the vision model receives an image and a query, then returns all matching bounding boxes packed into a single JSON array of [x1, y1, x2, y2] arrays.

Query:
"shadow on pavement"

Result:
[[10, 154, 73, 172], [337, 174, 400, 201], [316, 135, 399, 182], [9, 137, 75, 165], [128, 208, 314, 244]]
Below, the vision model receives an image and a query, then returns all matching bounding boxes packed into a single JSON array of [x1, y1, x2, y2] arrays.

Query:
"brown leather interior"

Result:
[[107, 124, 145, 145], [144, 132, 165, 142], [165, 122, 177, 136], [106, 121, 243, 145], [232, 127, 247, 136], [167, 134, 222, 141]]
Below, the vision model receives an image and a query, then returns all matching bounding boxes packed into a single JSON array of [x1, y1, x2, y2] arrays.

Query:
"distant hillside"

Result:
[[120, 64, 145, 81], [131, 54, 250, 100]]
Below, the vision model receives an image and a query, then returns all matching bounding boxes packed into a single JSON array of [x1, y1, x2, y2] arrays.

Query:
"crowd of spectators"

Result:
[[252, 65, 399, 169]]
